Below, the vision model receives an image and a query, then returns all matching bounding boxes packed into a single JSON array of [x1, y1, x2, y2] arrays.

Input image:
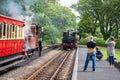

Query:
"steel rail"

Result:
[[50, 51, 72, 80], [27, 50, 65, 80]]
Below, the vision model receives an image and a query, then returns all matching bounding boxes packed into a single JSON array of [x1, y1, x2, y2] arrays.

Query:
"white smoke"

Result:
[[1, 0, 38, 50], [3, 0, 36, 36], [1, 0, 23, 20]]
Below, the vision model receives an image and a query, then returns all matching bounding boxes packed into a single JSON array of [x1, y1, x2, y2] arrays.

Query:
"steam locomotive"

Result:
[[61, 30, 79, 50], [0, 15, 38, 71]]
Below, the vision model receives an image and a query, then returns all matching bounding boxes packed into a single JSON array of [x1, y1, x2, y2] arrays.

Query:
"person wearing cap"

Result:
[[83, 36, 96, 71]]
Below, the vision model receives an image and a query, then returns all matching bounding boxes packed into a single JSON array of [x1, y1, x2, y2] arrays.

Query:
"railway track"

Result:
[[0, 46, 76, 80], [26, 50, 74, 80], [0, 44, 60, 75]]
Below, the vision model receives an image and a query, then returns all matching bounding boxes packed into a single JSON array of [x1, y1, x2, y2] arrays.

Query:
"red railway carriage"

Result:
[[0, 15, 25, 71]]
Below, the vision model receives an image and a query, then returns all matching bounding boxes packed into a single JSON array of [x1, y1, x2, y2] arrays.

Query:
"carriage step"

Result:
[[0, 55, 23, 65], [0, 60, 24, 71]]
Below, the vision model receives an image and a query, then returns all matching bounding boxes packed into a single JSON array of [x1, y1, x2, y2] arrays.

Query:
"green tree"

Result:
[[111, 0, 120, 38], [72, 0, 120, 40], [77, 13, 97, 37], [32, 0, 76, 31], [32, 0, 76, 43]]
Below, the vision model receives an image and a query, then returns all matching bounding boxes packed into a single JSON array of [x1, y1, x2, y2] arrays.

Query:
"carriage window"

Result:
[[12, 25, 15, 38], [17, 26, 19, 38], [3, 23, 6, 38], [20, 27, 23, 39], [22, 27, 24, 38], [0, 23, 2, 38], [6, 24, 9, 39], [21, 27, 23, 38], [8, 25, 10, 39], [19, 27, 21, 38], [20, 27, 22, 38], [15, 26, 17, 38], [18, 26, 21, 38], [18, 26, 20, 38], [9, 25, 12, 38], [17, 26, 23, 39], [11, 26, 13, 38]]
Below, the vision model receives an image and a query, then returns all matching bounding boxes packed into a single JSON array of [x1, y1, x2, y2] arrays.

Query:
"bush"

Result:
[[79, 37, 105, 47], [79, 37, 120, 48], [94, 38, 106, 47], [79, 38, 88, 45], [115, 39, 120, 48]]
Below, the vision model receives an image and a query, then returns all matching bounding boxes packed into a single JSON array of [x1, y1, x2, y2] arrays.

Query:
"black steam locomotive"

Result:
[[61, 30, 79, 50]]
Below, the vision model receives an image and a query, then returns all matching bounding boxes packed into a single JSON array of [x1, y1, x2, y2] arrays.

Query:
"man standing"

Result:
[[83, 36, 96, 71], [38, 39, 42, 56]]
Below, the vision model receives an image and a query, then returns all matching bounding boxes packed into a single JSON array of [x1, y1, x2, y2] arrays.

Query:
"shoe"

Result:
[[83, 69, 86, 71], [92, 69, 95, 71]]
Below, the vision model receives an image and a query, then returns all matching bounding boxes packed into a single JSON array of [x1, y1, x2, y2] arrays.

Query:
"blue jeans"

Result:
[[109, 56, 114, 65], [83, 52, 96, 71]]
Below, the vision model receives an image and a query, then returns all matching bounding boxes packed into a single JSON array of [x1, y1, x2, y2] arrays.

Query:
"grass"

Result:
[[79, 37, 120, 61], [100, 47, 120, 61]]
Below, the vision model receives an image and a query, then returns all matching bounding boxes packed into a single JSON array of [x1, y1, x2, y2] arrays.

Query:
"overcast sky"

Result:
[[59, 0, 80, 21], [59, 0, 78, 7]]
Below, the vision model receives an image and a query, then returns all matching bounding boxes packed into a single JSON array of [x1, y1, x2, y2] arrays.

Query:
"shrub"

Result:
[[115, 39, 120, 48], [94, 38, 106, 47], [79, 38, 88, 45], [79, 37, 120, 48], [79, 37, 105, 47]]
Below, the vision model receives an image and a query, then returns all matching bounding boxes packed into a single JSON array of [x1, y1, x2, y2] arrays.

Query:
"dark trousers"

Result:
[[38, 41, 42, 56], [109, 56, 114, 65], [39, 48, 42, 56]]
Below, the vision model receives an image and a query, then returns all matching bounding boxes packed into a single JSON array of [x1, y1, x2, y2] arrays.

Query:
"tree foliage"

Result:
[[32, 0, 76, 31], [78, 13, 97, 37], [72, 0, 120, 40], [31, 0, 76, 43]]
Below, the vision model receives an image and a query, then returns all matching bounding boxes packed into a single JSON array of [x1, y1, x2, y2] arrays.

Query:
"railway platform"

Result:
[[72, 45, 120, 80]]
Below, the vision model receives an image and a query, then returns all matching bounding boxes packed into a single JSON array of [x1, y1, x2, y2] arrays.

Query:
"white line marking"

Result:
[[72, 46, 79, 80]]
